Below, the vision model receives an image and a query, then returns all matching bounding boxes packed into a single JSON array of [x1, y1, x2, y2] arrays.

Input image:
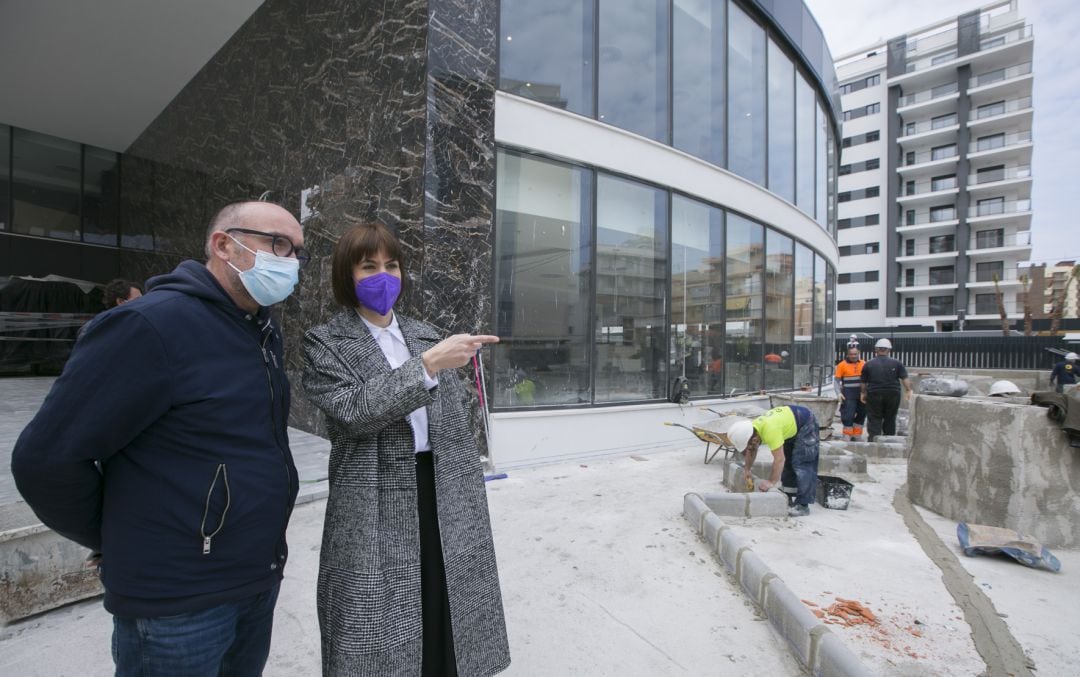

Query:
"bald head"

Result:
[[204, 201, 298, 259]]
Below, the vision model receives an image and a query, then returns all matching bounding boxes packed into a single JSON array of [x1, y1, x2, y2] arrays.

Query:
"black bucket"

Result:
[[816, 475, 854, 510]]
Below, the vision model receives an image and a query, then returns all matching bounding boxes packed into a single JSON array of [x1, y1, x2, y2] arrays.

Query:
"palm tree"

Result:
[[992, 273, 1010, 336]]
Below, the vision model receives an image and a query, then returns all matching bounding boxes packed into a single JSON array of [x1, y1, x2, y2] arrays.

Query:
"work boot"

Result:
[[842, 426, 853, 438], [788, 504, 810, 517], [780, 485, 798, 507], [852, 425, 863, 440]]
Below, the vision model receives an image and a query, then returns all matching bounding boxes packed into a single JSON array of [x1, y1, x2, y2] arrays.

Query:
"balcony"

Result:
[[898, 302, 958, 319], [967, 268, 1026, 289], [969, 61, 1033, 101], [968, 299, 1023, 319], [897, 271, 959, 293], [898, 146, 959, 174], [967, 231, 1032, 257], [891, 24, 1033, 84], [896, 241, 959, 263], [898, 177, 959, 207], [967, 165, 1031, 191], [897, 82, 959, 116], [968, 130, 1032, 165], [967, 198, 1032, 227], [968, 96, 1033, 134], [898, 120, 959, 147]]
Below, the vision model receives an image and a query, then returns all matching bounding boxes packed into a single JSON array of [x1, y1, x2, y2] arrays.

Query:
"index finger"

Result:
[[470, 335, 501, 344]]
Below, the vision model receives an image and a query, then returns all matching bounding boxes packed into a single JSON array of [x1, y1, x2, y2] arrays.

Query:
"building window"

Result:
[[976, 260, 1004, 282], [494, 149, 593, 406], [842, 102, 880, 121], [83, 147, 120, 246], [594, 173, 669, 402], [838, 271, 879, 284], [929, 234, 955, 254], [929, 205, 956, 222], [795, 71, 815, 215], [794, 242, 814, 387], [931, 112, 958, 129], [930, 174, 957, 192], [671, 194, 725, 396], [929, 265, 955, 285], [975, 228, 1004, 249], [12, 128, 81, 241], [977, 197, 1005, 217], [725, 213, 764, 394], [839, 242, 880, 256], [931, 144, 958, 161], [929, 295, 955, 316], [839, 73, 880, 94], [727, 2, 766, 186], [598, 0, 669, 142], [766, 38, 795, 202], [837, 299, 879, 311], [931, 51, 956, 66], [837, 213, 880, 230], [905, 297, 915, 316], [977, 100, 1007, 119], [976, 133, 1006, 152], [673, 0, 724, 166], [499, 0, 596, 116], [975, 293, 998, 315], [838, 158, 880, 176], [764, 229, 794, 391], [975, 164, 1006, 184]]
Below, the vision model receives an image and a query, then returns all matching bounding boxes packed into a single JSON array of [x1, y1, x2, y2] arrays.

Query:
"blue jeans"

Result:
[[780, 417, 820, 507], [112, 582, 280, 677]]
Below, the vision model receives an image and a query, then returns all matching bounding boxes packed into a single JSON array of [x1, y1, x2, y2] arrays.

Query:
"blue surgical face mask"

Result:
[[227, 235, 300, 306]]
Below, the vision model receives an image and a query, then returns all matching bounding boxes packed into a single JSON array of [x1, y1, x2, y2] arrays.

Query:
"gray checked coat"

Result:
[[302, 310, 510, 676]]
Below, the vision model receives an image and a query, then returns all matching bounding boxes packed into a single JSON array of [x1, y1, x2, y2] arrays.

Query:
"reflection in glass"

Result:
[[0, 125, 9, 231], [764, 229, 794, 391], [795, 72, 815, 215], [83, 147, 120, 246], [594, 174, 668, 402], [499, 0, 595, 116], [671, 195, 725, 396], [793, 242, 814, 387], [812, 253, 827, 379], [724, 214, 764, 394], [727, 3, 766, 185], [815, 101, 827, 226], [494, 150, 594, 407], [825, 262, 835, 368], [673, 0, 725, 166], [12, 129, 81, 240], [767, 39, 795, 202], [598, 0, 669, 142], [827, 121, 837, 237]]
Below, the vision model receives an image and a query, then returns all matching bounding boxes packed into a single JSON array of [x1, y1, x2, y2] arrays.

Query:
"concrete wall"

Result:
[[907, 395, 1080, 547], [906, 368, 1051, 396]]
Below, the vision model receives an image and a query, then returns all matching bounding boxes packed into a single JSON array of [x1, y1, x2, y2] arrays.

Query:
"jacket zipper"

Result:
[[260, 321, 293, 568]]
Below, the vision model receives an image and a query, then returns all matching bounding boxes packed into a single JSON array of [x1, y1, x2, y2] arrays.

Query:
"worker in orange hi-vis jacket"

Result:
[[834, 345, 866, 441]]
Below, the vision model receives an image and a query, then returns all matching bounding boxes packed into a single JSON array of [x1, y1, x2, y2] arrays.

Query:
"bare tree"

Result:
[[992, 273, 1010, 336], [1048, 265, 1080, 336], [1020, 274, 1033, 336]]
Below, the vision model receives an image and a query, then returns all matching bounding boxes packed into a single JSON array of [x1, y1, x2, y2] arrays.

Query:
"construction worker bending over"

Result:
[[834, 346, 866, 440], [729, 406, 820, 517]]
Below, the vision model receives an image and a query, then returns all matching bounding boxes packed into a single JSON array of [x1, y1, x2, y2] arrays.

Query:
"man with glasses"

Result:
[[13, 201, 307, 676]]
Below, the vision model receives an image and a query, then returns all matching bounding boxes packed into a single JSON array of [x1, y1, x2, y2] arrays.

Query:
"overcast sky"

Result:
[[804, 0, 1078, 266]]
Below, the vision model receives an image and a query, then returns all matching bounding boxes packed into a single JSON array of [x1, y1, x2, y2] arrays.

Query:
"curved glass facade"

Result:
[[494, 0, 838, 410]]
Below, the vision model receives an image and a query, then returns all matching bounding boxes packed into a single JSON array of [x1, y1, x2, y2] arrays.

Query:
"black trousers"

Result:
[[416, 451, 458, 677], [865, 389, 901, 440]]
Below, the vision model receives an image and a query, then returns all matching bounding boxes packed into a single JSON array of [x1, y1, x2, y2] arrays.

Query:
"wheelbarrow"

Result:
[[664, 418, 742, 464]]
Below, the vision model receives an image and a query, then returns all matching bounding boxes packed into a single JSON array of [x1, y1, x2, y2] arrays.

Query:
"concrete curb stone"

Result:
[[682, 496, 874, 676]]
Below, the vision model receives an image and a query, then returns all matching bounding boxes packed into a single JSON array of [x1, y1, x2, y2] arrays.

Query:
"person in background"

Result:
[[12, 201, 306, 676], [1050, 352, 1079, 393], [103, 278, 143, 308], [834, 346, 866, 441], [728, 406, 820, 517], [860, 338, 913, 440], [302, 222, 510, 676]]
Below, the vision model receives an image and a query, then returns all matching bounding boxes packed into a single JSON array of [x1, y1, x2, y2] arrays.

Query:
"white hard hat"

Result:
[[728, 419, 755, 453], [875, 338, 892, 350], [1067, 352, 1079, 361], [849, 334, 858, 340], [989, 380, 1021, 396]]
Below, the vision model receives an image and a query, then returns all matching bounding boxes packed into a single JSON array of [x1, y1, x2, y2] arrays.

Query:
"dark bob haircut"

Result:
[[331, 222, 407, 309]]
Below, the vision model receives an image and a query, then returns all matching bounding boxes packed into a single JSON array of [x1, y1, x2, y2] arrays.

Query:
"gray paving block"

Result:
[[702, 512, 725, 553], [737, 549, 775, 605], [874, 435, 907, 445], [722, 459, 773, 492], [833, 440, 907, 459], [682, 492, 709, 532], [814, 630, 875, 677], [747, 492, 789, 517], [718, 527, 750, 574], [764, 577, 823, 666], [702, 491, 747, 517], [820, 451, 867, 475]]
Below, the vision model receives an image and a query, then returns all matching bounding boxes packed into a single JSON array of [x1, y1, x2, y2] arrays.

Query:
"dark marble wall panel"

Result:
[[118, 0, 500, 438]]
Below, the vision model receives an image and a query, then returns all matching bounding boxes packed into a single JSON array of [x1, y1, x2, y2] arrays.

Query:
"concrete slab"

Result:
[[764, 576, 822, 666]]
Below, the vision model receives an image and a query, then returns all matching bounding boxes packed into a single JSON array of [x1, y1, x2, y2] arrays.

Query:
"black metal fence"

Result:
[[835, 335, 1073, 371]]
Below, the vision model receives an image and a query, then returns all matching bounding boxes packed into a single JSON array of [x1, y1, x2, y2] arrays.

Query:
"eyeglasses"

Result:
[[226, 227, 310, 268]]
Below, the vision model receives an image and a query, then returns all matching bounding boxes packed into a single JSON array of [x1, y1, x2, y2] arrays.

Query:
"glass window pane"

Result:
[[727, 2, 766, 185], [673, 0, 725, 166], [764, 229, 794, 391], [795, 72, 815, 214], [767, 39, 795, 202], [83, 147, 120, 246], [12, 128, 81, 240], [813, 253, 827, 377], [0, 125, 9, 232], [595, 174, 668, 402], [825, 262, 835, 368], [493, 150, 593, 407], [598, 0, 669, 142], [725, 213, 764, 394], [672, 195, 725, 397], [793, 242, 814, 387], [499, 0, 595, 117], [815, 101, 828, 226]]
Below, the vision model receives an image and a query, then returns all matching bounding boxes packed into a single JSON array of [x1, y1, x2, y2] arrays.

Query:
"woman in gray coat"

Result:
[[302, 223, 510, 676]]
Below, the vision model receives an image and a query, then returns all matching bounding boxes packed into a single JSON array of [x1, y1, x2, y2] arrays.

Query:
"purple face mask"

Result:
[[354, 272, 401, 315]]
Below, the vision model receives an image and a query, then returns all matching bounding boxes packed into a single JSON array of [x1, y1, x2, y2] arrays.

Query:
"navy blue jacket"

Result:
[[11, 261, 299, 617]]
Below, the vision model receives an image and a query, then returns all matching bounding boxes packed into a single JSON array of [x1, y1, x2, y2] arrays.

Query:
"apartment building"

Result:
[[833, 0, 1033, 331]]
